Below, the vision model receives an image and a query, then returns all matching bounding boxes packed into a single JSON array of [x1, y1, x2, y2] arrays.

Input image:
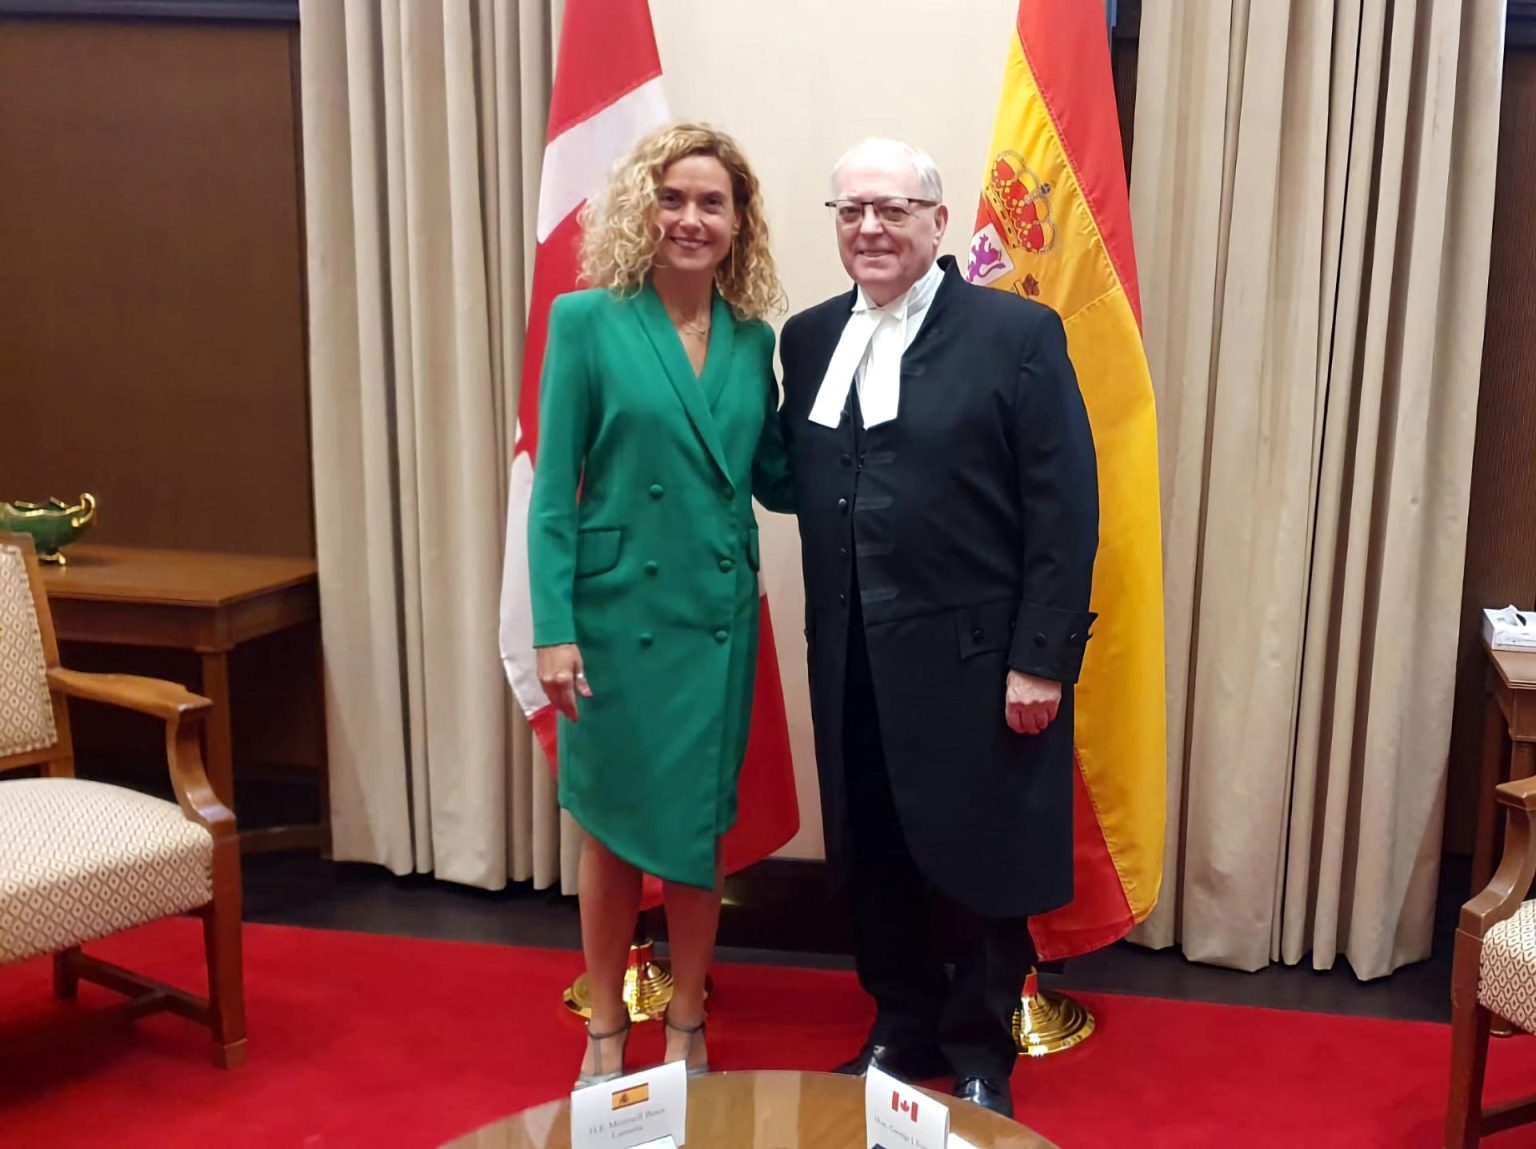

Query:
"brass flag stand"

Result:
[[1012, 967, 1095, 1056], [562, 916, 709, 1023], [557, 930, 1079, 1050], [563, 935, 675, 1022]]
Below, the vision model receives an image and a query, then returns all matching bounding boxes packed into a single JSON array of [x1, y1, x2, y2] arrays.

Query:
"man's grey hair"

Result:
[[830, 138, 944, 202]]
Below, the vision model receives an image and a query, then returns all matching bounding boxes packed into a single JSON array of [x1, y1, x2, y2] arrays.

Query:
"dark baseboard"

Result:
[[78, 752, 320, 833], [663, 857, 1061, 968], [709, 858, 852, 958]]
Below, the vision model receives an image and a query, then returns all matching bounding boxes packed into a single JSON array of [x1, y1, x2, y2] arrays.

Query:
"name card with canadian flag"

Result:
[[866, 1065, 950, 1149]]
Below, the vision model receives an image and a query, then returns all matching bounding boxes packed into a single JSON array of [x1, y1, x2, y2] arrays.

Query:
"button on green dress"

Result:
[[528, 282, 794, 888]]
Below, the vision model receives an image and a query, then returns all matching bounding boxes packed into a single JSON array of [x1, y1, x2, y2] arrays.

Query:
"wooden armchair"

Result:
[[1446, 774, 1536, 1146], [0, 534, 245, 1067]]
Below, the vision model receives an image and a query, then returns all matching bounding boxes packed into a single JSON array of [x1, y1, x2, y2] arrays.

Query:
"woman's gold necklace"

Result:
[[667, 308, 711, 339]]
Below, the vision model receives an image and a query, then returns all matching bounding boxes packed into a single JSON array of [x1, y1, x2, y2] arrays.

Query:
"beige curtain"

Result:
[[1131, 0, 1504, 978], [299, 0, 578, 891]]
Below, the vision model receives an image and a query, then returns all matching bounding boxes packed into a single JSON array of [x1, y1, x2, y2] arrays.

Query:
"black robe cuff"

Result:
[[1008, 603, 1097, 684]]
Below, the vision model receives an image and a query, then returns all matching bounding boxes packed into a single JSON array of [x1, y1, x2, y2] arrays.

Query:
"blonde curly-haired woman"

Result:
[[528, 122, 795, 1088]]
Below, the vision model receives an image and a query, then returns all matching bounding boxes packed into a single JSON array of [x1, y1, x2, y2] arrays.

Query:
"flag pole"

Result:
[[1012, 966, 1094, 1056]]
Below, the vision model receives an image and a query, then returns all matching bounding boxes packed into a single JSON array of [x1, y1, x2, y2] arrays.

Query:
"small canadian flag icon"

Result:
[[892, 1092, 919, 1121]]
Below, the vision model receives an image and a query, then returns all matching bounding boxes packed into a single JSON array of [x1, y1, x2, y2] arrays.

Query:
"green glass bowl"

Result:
[[0, 493, 97, 564]]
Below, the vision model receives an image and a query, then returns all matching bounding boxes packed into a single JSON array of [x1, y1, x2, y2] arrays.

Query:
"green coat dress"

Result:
[[528, 281, 794, 888]]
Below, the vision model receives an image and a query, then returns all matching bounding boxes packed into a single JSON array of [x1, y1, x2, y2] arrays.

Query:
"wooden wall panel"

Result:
[[0, 17, 319, 787], [0, 18, 311, 558], [1444, 51, 1536, 855]]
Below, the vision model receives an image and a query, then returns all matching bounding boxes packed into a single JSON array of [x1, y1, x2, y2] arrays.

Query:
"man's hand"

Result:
[[1006, 671, 1061, 735], [537, 643, 593, 721]]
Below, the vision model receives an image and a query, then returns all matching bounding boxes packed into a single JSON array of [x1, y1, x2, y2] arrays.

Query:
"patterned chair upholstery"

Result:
[[0, 779, 214, 965], [1479, 903, 1536, 1038], [1446, 776, 1536, 1147], [0, 534, 245, 1068], [0, 538, 56, 760]]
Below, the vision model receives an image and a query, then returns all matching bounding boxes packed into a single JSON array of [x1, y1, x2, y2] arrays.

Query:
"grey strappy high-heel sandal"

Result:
[[574, 1017, 631, 1089], [663, 1009, 709, 1078]]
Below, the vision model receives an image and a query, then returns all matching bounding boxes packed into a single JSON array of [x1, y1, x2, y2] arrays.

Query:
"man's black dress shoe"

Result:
[[953, 1076, 1013, 1119], [833, 1041, 951, 1080]]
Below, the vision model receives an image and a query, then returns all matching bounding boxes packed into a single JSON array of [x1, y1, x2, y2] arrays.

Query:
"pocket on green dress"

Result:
[[574, 527, 622, 578]]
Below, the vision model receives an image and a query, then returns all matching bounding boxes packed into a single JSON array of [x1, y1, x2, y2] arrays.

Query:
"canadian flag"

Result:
[[497, 0, 799, 894]]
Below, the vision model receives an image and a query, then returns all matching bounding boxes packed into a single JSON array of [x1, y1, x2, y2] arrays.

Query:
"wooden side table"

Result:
[[39, 544, 328, 854], [1471, 635, 1536, 893]]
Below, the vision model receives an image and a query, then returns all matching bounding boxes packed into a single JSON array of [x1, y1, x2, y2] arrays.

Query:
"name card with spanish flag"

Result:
[[866, 1065, 949, 1149], [571, 1058, 687, 1148]]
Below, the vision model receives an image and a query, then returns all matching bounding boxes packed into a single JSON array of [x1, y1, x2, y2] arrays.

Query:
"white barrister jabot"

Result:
[[808, 259, 945, 429]]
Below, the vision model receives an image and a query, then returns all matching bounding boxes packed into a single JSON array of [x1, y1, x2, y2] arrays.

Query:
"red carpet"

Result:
[[2, 919, 1535, 1147]]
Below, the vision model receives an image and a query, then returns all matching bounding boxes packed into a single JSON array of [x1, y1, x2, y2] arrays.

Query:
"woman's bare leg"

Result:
[[660, 853, 725, 1071], [578, 831, 644, 1076]]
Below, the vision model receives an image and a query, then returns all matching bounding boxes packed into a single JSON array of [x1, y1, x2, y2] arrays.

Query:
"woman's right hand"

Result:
[[536, 643, 593, 721]]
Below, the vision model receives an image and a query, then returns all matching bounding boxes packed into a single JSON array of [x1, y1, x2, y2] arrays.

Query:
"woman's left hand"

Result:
[[537, 643, 593, 721]]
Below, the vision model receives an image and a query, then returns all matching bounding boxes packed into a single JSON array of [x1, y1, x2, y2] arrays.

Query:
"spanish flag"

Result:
[[968, 1, 1166, 961]]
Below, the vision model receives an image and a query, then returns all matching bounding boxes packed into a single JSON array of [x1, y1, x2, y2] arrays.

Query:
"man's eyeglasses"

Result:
[[825, 196, 940, 227]]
